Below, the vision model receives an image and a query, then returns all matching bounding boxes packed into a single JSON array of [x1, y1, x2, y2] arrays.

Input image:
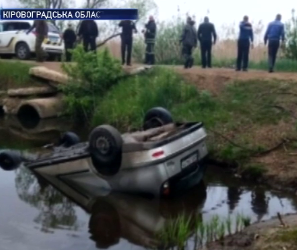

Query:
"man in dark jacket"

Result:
[[63, 23, 76, 62], [119, 20, 137, 66], [78, 20, 98, 52], [197, 17, 217, 68], [236, 16, 254, 71], [264, 14, 285, 72], [180, 17, 197, 69], [27, 20, 48, 62], [143, 15, 157, 65]]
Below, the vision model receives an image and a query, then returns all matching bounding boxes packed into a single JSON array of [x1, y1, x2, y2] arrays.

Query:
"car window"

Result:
[[47, 22, 60, 33], [2, 22, 31, 31], [0, 24, 3, 32]]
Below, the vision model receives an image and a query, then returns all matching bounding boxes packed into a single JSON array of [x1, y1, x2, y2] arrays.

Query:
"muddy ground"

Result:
[[204, 214, 297, 250]]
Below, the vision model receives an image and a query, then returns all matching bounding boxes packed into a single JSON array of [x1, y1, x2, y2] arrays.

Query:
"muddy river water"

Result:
[[1, 116, 297, 250]]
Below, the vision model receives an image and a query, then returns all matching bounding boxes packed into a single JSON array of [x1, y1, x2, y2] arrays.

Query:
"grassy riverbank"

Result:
[[91, 65, 297, 190], [0, 60, 40, 90]]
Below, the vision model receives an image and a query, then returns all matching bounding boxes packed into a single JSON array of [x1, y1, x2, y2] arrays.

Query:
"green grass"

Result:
[[0, 60, 41, 90], [156, 213, 251, 249], [92, 66, 297, 172], [277, 228, 297, 244]]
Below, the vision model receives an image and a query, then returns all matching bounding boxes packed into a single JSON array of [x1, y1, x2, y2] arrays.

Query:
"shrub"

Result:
[[92, 67, 199, 129], [60, 45, 123, 121], [285, 9, 297, 60]]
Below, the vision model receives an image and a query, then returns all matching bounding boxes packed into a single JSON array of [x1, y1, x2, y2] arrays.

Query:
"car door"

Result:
[[0, 22, 18, 53]]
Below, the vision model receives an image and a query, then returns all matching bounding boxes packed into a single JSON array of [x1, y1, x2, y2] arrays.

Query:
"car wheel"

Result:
[[143, 107, 173, 130], [89, 125, 123, 176], [58, 132, 80, 147], [15, 42, 30, 60], [0, 150, 22, 171]]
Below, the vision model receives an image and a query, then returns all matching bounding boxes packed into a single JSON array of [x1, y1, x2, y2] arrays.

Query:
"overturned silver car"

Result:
[[0, 107, 208, 197]]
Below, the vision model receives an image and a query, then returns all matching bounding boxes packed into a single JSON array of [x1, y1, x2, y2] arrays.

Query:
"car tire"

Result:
[[59, 132, 80, 147], [0, 150, 22, 171], [15, 42, 30, 60], [143, 107, 173, 130], [89, 125, 123, 176]]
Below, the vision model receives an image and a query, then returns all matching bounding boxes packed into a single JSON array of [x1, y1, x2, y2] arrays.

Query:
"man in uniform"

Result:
[[62, 23, 77, 62], [264, 14, 285, 73], [180, 17, 197, 69], [236, 16, 254, 71], [119, 20, 137, 66], [78, 20, 98, 52], [197, 16, 217, 68], [27, 20, 48, 62], [142, 15, 157, 65]]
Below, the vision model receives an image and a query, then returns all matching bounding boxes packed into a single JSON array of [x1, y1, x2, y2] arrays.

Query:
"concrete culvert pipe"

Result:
[[17, 96, 64, 119]]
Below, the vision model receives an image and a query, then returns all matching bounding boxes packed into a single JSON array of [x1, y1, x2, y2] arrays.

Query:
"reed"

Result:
[[156, 213, 251, 250]]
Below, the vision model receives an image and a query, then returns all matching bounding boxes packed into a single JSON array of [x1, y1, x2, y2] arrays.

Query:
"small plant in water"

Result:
[[155, 213, 251, 250]]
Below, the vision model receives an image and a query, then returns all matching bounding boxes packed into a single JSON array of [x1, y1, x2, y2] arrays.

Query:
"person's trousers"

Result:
[[182, 44, 194, 68], [268, 40, 280, 70], [65, 43, 74, 62], [200, 40, 212, 68], [236, 39, 250, 70], [121, 38, 133, 65], [145, 41, 155, 65], [35, 35, 46, 62], [83, 36, 96, 52]]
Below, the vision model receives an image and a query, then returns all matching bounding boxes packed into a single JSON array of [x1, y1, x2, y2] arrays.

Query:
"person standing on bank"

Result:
[[78, 20, 98, 52], [143, 15, 157, 65], [119, 20, 137, 66], [236, 16, 254, 71], [63, 23, 76, 62], [27, 20, 48, 62], [264, 14, 285, 73], [197, 16, 217, 68], [180, 17, 197, 69]]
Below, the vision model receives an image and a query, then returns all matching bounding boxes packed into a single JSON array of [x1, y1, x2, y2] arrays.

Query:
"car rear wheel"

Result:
[[143, 107, 173, 130], [58, 132, 80, 147], [15, 42, 30, 60], [89, 125, 123, 176]]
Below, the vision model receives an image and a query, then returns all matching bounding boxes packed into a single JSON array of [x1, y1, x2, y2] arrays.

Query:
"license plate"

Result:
[[181, 152, 198, 169], [49, 36, 59, 43]]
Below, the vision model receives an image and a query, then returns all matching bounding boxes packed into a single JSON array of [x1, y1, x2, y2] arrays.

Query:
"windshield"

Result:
[[47, 22, 60, 34]]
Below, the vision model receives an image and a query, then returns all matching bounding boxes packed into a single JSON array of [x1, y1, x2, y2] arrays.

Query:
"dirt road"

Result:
[[34, 61, 297, 94]]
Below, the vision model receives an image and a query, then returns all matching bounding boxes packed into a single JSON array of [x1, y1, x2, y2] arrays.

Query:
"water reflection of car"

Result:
[[0, 20, 63, 60], [0, 107, 208, 197], [35, 171, 207, 249]]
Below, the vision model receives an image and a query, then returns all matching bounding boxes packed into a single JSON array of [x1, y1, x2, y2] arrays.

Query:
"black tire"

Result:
[[0, 150, 22, 171], [15, 42, 30, 60], [143, 107, 173, 130], [89, 125, 123, 176], [59, 132, 80, 147]]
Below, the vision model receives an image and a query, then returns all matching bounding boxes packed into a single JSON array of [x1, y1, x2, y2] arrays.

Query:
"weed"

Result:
[[156, 213, 251, 249], [277, 228, 297, 244], [241, 163, 267, 179], [0, 60, 40, 90]]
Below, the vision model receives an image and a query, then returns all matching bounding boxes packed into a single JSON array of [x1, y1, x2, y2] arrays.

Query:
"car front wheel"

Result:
[[15, 42, 30, 60]]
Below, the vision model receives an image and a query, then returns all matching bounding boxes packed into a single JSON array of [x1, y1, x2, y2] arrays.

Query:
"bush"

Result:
[[60, 45, 123, 121], [92, 67, 200, 129], [285, 9, 297, 60]]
